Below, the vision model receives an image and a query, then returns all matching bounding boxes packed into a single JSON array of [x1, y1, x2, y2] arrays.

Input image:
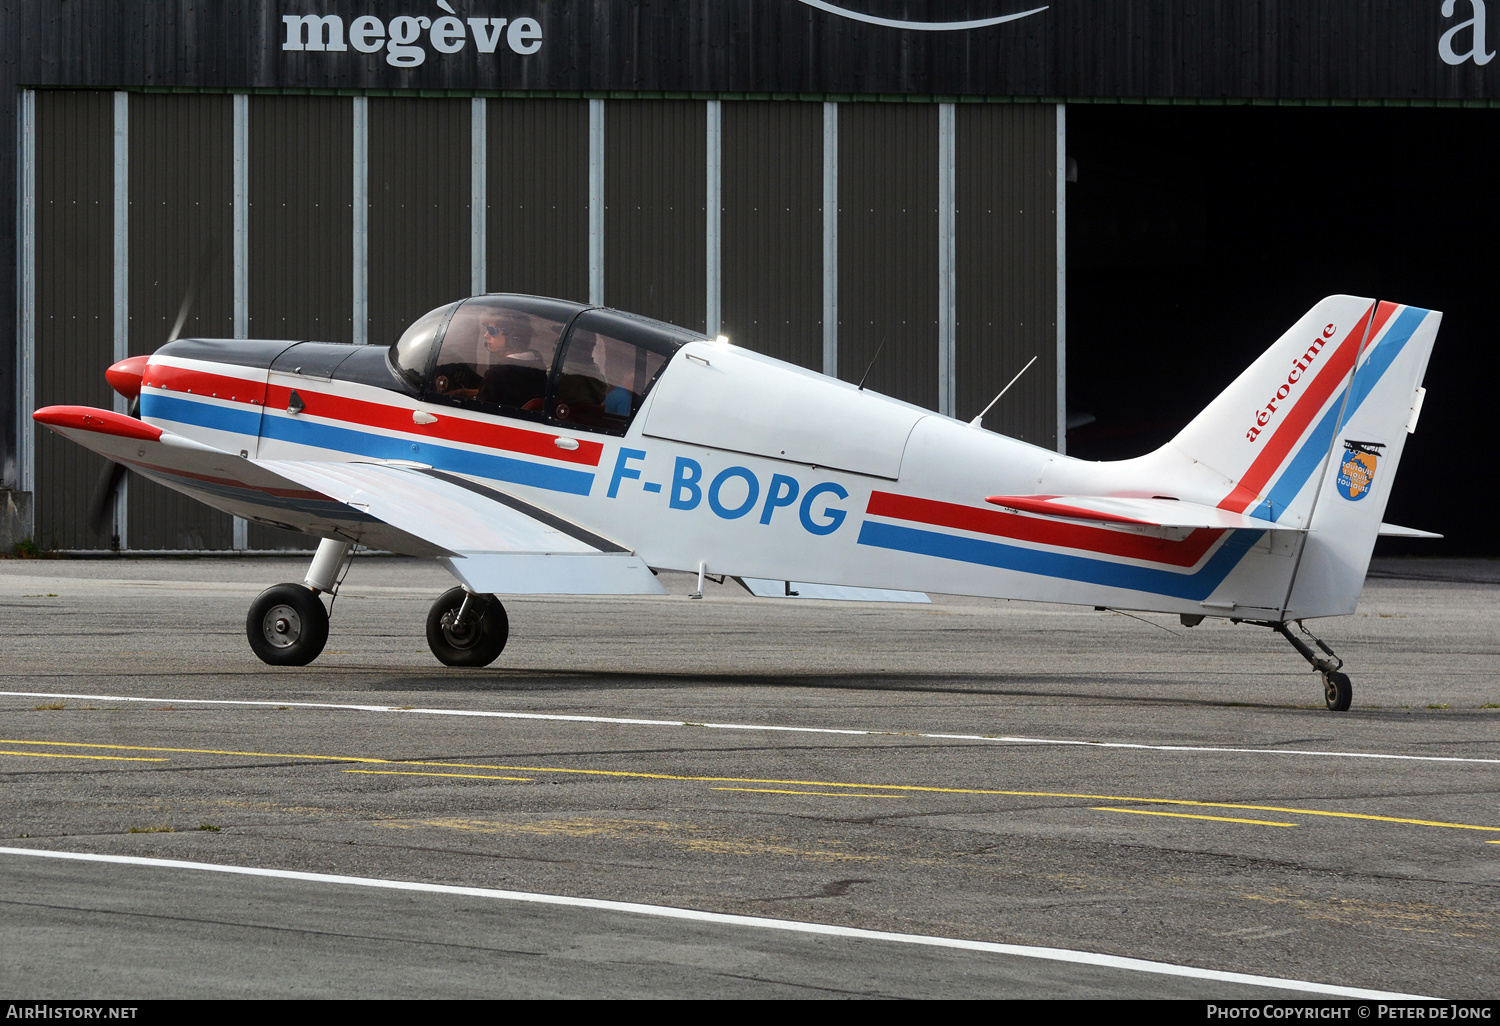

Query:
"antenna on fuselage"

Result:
[[856, 336, 887, 391], [968, 354, 1038, 429]]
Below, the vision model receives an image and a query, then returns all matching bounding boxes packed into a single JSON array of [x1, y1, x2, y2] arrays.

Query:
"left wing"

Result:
[[33, 405, 665, 596]]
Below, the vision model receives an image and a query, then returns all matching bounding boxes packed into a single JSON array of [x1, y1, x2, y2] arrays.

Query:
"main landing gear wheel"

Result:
[[247, 584, 329, 666], [426, 587, 509, 667], [1323, 671, 1353, 712]]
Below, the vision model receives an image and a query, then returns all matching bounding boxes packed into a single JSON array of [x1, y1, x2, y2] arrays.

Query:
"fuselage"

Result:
[[133, 321, 1297, 620]]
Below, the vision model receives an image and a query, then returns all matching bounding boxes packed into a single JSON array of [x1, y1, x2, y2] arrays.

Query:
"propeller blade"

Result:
[[166, 234, 220, 344], [85, 397, 140, 535], [87, 460, 127, 535]]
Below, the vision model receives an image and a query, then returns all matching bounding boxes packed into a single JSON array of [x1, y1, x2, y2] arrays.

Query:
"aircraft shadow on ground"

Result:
[[350, 668, 1305, 711]]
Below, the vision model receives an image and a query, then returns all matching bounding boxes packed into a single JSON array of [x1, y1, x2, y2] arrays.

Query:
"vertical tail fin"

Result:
[[1160, 296, 1438, 617], [1164, 296, 1380, 529]]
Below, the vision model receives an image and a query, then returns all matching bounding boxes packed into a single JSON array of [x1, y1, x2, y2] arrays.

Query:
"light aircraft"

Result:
[[34, 293, 1439, 711]]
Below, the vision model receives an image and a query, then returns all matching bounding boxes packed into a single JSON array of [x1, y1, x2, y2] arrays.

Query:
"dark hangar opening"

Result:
[[1065, 105, 1500, 556]]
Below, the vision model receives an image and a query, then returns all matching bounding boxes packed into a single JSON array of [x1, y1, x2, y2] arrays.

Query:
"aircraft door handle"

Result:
[[412, 411, 438, 426], [554, 437, 580, 451]]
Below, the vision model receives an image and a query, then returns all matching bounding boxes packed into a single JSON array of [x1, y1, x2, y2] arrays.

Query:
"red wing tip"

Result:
[[33, 405, 163, 442]]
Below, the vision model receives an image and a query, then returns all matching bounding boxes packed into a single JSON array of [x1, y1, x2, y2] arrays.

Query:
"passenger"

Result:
[[554, 331, 608, 422], [602, 341, 639, 417]]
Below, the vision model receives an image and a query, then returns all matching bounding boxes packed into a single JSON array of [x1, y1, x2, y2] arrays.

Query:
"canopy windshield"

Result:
[[394, 295, 692, 435]]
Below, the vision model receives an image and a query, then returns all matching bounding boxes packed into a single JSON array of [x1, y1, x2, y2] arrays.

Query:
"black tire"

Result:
[[426, 587, 509, 667], [246, 584, 329, 666], [1323, 671, 1353, 712]]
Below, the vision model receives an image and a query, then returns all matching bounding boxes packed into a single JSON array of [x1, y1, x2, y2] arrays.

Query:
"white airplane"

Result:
[[35, 293, 1439, 711]]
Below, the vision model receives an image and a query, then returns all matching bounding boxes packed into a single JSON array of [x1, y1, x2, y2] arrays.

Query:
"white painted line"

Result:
[[0, 846, 1431, 1000], [2, 690, 1497, 767]]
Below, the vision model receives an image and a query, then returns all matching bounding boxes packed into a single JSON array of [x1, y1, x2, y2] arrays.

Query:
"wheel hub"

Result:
[[262, 604, 302, 648], [441, 608, 481, 648]]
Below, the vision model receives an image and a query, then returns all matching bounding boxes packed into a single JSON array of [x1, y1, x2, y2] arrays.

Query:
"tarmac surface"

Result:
[[0, 554, 1496, 999]]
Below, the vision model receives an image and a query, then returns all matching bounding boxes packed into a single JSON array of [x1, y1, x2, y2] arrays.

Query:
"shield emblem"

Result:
[[1336, 440, 1385, 501]]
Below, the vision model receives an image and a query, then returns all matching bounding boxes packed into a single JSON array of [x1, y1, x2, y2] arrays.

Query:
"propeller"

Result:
[[87, 236, 220, 536]]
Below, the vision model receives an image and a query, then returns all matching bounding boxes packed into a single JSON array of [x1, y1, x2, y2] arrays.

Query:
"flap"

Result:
[[985, 494, 1305, 532], [260, 460, 615, 556], [257, 461, 668, 596]]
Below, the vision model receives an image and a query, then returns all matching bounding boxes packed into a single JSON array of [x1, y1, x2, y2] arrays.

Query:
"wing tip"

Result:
[[33, 405, 163, 442]]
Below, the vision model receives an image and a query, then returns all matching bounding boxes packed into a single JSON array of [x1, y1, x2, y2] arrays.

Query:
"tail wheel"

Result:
[[1323, 671, 1353, 712], [426, 587, 509, 667], [246, 584, 329, 666]]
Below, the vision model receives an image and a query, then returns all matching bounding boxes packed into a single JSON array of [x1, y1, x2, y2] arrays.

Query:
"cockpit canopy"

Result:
[[389, 295, 696, 436]]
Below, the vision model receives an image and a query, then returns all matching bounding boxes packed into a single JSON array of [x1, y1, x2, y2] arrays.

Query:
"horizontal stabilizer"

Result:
[[985, 494, 1304, 532], [1377, 523, 1443, 539]]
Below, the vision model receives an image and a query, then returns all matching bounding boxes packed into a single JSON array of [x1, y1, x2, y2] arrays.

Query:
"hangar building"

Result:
[[0, 2, 1494, 553]]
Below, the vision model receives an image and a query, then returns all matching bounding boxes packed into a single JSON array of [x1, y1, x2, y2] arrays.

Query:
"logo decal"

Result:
[[794, 1, 1048, 31], [1336, 440, 1385, 501]]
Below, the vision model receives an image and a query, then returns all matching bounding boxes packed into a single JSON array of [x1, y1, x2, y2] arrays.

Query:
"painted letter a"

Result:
[[1440, 0, 1496, 65]]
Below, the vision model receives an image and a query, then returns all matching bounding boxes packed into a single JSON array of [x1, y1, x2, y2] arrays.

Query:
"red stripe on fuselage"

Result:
[[142, 363, 269, 406], [1218, 303, 1379, 514], [144, 364, 604, 467], [868, 492, 1224, 568]]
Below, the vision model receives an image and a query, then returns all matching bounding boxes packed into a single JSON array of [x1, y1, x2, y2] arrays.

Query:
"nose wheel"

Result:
[[246, 584, 330, 666], [426, 587, 509, 667]]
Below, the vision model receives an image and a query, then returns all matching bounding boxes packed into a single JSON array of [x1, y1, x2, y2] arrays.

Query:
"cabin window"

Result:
[[428, 299, 569, 420], [551, 328, 669, 435], [389, 300, 460, 389]]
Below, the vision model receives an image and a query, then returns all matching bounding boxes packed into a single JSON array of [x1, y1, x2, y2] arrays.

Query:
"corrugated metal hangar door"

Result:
[[26, 92, 1060, 551]]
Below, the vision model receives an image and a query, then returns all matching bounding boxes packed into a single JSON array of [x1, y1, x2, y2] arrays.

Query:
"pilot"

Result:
[[476, 316, 549, 409]]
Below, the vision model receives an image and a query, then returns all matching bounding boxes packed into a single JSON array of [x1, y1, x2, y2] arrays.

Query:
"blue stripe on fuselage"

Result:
[[856, 521, 1263, 601], [141, 393, 596, 496], [142, 392, 263, 436]]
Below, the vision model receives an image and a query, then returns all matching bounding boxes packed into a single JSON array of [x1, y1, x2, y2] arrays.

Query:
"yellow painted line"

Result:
[[0, 738, 395, 764], [344, 770, 531, 782], [1094, 807, 1297, 828], [0, 749, 167, 763], [713, 787, 905, 798], [6, 738, 1498, 835]]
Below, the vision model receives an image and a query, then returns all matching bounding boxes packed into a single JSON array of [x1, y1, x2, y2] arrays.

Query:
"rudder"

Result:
[[1284, 302, 1440, 617]]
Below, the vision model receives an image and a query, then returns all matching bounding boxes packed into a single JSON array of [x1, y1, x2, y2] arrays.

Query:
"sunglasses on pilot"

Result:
[[484, 324, 503, 337]]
